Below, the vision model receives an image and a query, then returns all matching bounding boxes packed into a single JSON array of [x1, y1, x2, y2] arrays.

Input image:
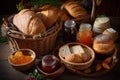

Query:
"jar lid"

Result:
[[64, 20, 76, 28], [42, 55, 57, 66], [79, 23, 92, 31]]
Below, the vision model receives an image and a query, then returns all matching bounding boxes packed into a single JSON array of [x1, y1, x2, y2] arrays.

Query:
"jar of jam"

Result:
[[77, 23, 92, 46], [41, 55, 59, 73], [63, 20, 77, 43]]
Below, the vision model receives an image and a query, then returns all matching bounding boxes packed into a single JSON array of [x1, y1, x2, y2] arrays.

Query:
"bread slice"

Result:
[[59, 45, 71, 57], [70, 45, 85, 54]]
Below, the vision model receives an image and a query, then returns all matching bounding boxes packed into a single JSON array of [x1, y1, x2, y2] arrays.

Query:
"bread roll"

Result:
[[58, 10, 70, 21], [103, 28, 118, 41], [13, 9, 46, 35], [93, 34, 115, 54], [37, 5, 59, 29], [65, 54, 83, 63], [61, 1, 88, 18], [28, 16, 46, 34]]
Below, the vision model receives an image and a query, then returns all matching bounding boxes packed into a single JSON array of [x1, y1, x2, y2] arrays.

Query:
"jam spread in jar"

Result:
[[41, 55, 59, 73], [63, 20, 77, 43], [78, 23, 93, 46]]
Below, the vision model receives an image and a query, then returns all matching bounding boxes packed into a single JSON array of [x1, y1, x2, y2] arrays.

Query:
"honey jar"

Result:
[[77, 23, 92, 46]]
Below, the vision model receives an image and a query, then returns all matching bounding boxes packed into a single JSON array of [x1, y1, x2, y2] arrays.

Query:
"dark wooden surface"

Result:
[[0, 17, 120, 80]]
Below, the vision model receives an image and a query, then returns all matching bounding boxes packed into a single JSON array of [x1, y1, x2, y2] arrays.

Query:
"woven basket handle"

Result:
[[91, 0, 95, 22]]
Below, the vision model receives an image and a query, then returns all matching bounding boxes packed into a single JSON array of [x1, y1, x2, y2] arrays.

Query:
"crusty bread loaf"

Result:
[[37, 5, 59, 29], [13, 9, 46, 35], [13, 9, 35, 34], [58, 10, 70, 21], [28, 16, 46, 34], [93, 34, 115, 54], [61, 1, 88, 18]]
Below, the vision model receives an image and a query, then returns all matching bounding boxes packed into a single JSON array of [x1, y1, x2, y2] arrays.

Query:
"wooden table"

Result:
[[0, 17, 120, 80]]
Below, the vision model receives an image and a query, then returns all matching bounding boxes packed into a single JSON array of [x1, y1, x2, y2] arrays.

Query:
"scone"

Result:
[[93, 34, 115, 55], [103, 28, 118, 41]]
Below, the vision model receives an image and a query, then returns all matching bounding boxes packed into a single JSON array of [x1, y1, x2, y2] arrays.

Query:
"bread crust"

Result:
[[94, 34, 113, 44], [93, 34, 115, 54], [13, 9, 46, 35], [61, 1, 88, 18]]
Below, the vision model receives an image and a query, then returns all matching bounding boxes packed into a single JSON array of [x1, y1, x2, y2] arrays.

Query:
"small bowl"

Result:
[[8, 49, 36, 71], [36, 59, 65, 78], [59, 42, 95, 71]]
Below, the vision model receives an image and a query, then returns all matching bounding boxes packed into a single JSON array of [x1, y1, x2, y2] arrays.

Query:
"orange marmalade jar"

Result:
[[78, 23, 92, 46]]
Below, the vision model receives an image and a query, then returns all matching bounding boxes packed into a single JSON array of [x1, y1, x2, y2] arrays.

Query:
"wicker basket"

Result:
[[59, 43, 95, 71], [2, 15, 62, 57]]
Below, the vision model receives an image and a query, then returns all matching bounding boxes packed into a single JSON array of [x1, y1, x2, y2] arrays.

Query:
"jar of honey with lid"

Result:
[[63, 20, 77, 43], [77, 23, 92, 46]]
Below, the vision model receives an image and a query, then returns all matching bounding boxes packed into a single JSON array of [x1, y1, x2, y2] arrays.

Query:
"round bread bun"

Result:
[[103, 28, 118, 41], [93, 34, 115, 55], [93, 34, 113, 44], [93, 43, 115, 54]]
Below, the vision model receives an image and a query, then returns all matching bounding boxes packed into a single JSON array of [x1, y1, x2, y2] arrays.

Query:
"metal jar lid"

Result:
[[64, 20, 76, 28]]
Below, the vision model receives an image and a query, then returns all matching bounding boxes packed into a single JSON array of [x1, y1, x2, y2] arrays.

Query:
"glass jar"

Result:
[[41, 55, 59, 73], [77, 23, 92, 46], [63, 20, 77, 43]]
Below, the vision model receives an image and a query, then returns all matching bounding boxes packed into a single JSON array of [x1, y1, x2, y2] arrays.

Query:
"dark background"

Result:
[[0, 0, 19, 15], [0, 0, 120, 17]]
